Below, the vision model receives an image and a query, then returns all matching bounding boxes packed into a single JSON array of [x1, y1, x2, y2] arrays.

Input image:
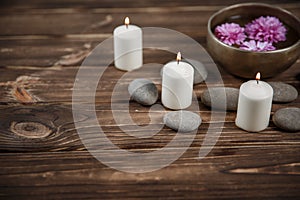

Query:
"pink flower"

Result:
[[214, 23, 246, 46], [240, 40, 276, 52], [245, 16, 287, 43]]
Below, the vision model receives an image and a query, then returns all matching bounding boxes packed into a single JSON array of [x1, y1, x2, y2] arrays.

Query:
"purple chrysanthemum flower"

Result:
[[245, 16, 287, 43], [214, 23, 246, 46], [240, 40, 276, 52]]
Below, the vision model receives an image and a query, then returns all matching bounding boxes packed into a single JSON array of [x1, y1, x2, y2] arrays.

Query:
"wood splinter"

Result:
[[12, 86, 37, 104]]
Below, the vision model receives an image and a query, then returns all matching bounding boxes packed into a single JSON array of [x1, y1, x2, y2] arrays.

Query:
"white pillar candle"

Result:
[[162, 52, 194, 110], [113, 17, 143, 71], [235, 72, 273, 132]]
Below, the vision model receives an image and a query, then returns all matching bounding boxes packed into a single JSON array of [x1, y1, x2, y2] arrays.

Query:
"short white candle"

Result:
[[235, 72, 273, 132], [113, 17, 143, 71], [162, 52, 194, 110]]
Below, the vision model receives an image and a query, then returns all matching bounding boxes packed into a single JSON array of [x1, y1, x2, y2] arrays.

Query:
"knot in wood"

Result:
[[10, 121, 52, 139]]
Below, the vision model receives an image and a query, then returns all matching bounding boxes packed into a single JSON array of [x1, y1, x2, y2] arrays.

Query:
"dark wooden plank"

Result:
[[0, 36, 208, 67], [0, 99, 299, 153], [0, 37, 104, 67], [0, 5, 299, 36], [0, 59, 299, 103], [0, 11, 215, 35], [1, 0, 299, 9], [0, 147, 299, 199]]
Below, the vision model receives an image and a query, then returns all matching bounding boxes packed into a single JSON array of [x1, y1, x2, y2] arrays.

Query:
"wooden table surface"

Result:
[[0, 0, 299, 199]]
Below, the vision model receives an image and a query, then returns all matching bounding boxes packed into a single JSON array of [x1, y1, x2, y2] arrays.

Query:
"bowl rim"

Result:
[[207, 2, 300, 54]]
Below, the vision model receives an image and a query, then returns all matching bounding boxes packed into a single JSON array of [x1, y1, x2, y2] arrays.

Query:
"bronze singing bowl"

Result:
[[207, 3, 300, 78]]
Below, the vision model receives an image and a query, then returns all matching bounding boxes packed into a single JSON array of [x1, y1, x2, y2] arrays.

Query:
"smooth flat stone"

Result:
[[128, 79, 158, 106], [268, 82, 298, 103], [164, 110, 201, 132], [185, 59, 208, 84], [201, 87, 239, 111], [272, 107, 300, 132], [160, 59, 208, 85]]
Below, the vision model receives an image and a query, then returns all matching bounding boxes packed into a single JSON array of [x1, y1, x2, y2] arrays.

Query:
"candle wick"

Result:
[[256, 80, 259, 84], [176, 52, 181, 65], [126, 24, 128, 29]]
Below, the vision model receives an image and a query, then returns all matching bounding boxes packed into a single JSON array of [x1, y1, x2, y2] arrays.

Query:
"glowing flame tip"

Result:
[[256, 72, 261, 81], [124, 17, 130, 26]]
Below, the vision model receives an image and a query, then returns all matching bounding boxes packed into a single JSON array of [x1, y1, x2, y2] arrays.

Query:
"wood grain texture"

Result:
[[1, 0, 298, 8], [0, 0, 299, 199]]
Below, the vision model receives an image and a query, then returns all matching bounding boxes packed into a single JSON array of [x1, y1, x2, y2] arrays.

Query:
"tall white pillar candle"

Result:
[[162, 52, 194, 110], [235, 73, 273, 132], [113, 17, 143, 71]]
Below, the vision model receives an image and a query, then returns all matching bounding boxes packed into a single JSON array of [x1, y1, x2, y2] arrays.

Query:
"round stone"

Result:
[[128, 79, 158, 106], [164, 110, 201, 132], [201, 87, 239, 111], [272, 107, 300, 132], [160, 59, 208, 85], [185, 59, 208, 84], [268, 82, 298, 103]]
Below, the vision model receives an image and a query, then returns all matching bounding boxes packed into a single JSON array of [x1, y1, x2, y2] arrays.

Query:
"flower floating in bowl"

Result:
[[239, 40, 275, 52], [214, 23, 246, 46], [207, 3, 300, 78], [245, 16, 286, 44], [214, 16, 286, 52]]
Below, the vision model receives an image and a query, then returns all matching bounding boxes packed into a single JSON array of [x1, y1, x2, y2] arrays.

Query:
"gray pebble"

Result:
[[164, 110, 201, 132], [160, 59, 208, 84], [185, 59, 208, 84], [201, 87, 239, 111], [128, 79, 158, 106], [268, 82, 298, 103], [272, 107, 300, 132]]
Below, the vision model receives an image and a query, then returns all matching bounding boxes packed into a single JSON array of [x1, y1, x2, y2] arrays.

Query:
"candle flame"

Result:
[[176, 52, 181, 64], [124, 17, 130, 27], [256, 72, 261, 84], [256, 72, 261, 81]]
